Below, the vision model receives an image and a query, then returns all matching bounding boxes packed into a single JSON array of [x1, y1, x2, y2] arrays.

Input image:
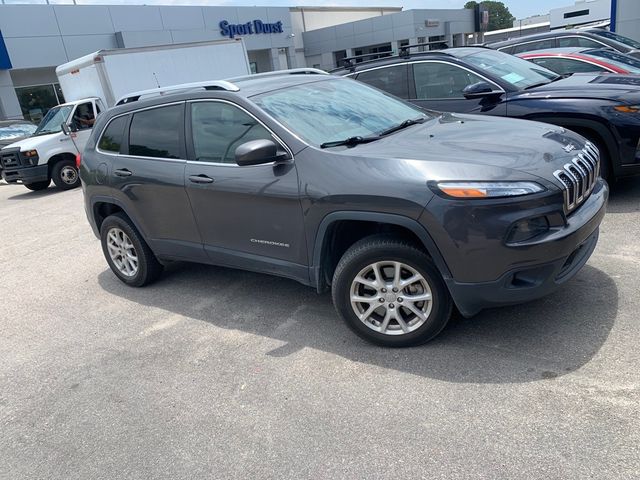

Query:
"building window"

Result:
[[564, 9, 589, 19], [15, 83, 65, 124], [334, 50, 347, 68]]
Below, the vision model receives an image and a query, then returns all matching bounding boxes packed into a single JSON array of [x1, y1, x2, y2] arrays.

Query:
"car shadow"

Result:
[[606, 177, 640, 214], [6, 186, 63, 200], [98, 261, 617, 384]]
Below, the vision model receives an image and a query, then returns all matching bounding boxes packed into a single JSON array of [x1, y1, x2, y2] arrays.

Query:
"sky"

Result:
[[0, 0, 580, 20]]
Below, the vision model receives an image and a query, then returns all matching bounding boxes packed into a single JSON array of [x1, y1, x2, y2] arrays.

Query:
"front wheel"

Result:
[[332, 235, 453, 347], [51, 159, 80, 190]]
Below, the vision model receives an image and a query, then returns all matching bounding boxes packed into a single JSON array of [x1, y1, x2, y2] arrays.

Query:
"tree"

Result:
[[464, 1, 516, 31]]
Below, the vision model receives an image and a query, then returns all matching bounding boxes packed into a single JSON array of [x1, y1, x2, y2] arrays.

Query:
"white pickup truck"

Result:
[[0, 38, 251, 191]]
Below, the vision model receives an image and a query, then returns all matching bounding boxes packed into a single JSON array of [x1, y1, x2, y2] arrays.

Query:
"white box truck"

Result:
[[0, 39, 250, 192]]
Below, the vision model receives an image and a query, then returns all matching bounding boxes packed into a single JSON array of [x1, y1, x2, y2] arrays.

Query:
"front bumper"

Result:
[[442, 178, 608, 317], [1, 164, 48, 185]]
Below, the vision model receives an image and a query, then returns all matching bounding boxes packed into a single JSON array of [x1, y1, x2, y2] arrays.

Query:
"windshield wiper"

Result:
[[378, 117, 427, 136], [320, 135, 380, 149], [524, 74, 569, 90]]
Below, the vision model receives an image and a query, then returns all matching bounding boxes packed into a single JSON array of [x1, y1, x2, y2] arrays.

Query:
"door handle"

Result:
[[188, 174, 214, 184], [114, 168, 132, 177]]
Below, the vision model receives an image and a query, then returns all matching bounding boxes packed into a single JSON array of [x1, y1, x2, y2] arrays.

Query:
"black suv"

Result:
[[332, 47, 640, 181], [81, 70, 608, 347], [486, 28, 640, 58]]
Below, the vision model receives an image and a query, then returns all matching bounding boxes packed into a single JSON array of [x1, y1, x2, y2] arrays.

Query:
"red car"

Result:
[[518, 47, 640, 75]]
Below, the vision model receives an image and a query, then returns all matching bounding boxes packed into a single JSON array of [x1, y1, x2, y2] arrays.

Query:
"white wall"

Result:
[[550, 0, 611, 29], [615, 0, 640, 41]]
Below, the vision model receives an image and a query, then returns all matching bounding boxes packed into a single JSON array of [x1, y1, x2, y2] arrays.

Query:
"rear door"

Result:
[[184, 99, 308, 280], [408, 60, 507, 115], [106, 102, 205, 261]]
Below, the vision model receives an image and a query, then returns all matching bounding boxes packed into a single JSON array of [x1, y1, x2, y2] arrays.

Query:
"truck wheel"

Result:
[[51, 159, 80, 190], [332, 235, 453, 347], [25, 180, 50, 191], [100, 213, 163, 287]]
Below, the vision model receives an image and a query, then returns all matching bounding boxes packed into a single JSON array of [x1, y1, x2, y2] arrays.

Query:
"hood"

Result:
[[0, 132, 59, 152], [0, 134, 31, 148], [514, 72, 640, 103], [332, 113, 588, 187]]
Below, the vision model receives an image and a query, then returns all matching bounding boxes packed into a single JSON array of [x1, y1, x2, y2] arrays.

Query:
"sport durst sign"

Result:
[[219, 20, 284, 39]]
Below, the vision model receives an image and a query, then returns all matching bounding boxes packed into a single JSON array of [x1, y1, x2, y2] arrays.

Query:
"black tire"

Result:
[[51, 158, 80, 190], [25, 180, 50, 191], [332, 235, 453, 347], [100, 212, 163, 287]]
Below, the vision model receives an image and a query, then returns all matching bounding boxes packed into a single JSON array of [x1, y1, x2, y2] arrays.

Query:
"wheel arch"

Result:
[[310, 211, 452, 293], [47, 152, 77, 176], [90, 196, 148, 242]]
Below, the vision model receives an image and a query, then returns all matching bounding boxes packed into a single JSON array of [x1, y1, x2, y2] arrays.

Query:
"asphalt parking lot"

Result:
[[0, 179, 638, 480]]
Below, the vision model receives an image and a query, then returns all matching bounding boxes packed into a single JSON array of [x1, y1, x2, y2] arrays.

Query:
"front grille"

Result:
[[0, 152, 19, 169], [553, 142, 600, 213]]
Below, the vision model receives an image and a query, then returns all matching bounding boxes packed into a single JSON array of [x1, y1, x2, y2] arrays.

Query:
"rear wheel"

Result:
[[332, 235, 453, 347], [100, 213, 163, 287], [51, 159, 80, 190], [25, 180, 50, 191]]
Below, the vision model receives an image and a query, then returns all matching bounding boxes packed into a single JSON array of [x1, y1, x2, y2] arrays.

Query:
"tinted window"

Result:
[[511, 39, 556, 54], [591, 30, 640, 49], [98, 116, 128, 153], [412, 62, 485, 99], [356, 64, 409, 98], [71, 102, 96, 131], [129, 105, 183, 159], [191, 102, 273, 163], [558, 36, 603, 48]]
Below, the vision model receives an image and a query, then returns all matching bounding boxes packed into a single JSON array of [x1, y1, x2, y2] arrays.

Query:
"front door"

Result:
[[409, 61, 508, 116], [184, 100, 307, 281], [68, 100, 99, 152]]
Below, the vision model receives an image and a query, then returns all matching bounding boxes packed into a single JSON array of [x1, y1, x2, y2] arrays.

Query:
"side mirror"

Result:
[[235, 139, 287, 166], [463, 81, 501, 99], [61, 123, 70, 136]]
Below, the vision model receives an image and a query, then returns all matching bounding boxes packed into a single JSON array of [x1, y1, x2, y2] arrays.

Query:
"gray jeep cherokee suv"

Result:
[[80, 69, 608, 347]]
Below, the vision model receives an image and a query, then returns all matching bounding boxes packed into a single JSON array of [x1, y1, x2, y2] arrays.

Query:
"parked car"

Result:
[[485, 28, 640, 58], [332, 47, 640, 180], [518, 47, 640, 75], [0, 120, 37, 180], [80, 70, 607, 347]]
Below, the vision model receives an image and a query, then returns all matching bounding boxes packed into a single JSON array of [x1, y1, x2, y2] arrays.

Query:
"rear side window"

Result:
[[412, 62, 484, 99], [558, 36, 603, 48], [511, 39, 556, 54], [356, 64, 410, 99], [129, 104, 183, 159], [98, 116, 128, 153]]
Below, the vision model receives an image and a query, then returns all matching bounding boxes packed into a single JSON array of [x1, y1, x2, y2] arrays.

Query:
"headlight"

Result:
[[21, 149, 39, 166], [435, 181, 545, 199], [23, 149, 38, 158], [614, 105, 640, 113]]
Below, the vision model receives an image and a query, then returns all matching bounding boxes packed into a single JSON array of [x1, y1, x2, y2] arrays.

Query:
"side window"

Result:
[[529, 57, 608, 75], [190, 102, 274, 164], [511, 39, 556, 54], [355, 64, 409, 99], [558, 36, 603, 49], [98, 116, 128, 153], [129, 104, 183, 159], [71, 102, 96, 130], [412, 62, 485, 100]]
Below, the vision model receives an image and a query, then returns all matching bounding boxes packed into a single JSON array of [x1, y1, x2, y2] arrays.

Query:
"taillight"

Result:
[[75, 153, 81, 168]]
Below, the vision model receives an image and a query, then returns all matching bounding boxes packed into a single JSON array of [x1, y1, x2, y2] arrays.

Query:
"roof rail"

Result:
[[115, 80, 240, 106], [399, 41, 449, 57], [338, 43, 450, 73], [229, 67, 328, 82]]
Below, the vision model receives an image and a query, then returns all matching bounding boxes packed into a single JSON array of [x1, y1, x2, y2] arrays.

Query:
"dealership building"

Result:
[[0, 3, 480, 122]]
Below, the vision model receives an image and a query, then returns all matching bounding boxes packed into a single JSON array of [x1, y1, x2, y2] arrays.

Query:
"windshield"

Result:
[[252, 78, 429, 147], [461, 49, 559, 89], [586, 48, 640, 73], [34, 105, 73, 136], [591, 30, 640, 50], [0, 123, 37, 141]]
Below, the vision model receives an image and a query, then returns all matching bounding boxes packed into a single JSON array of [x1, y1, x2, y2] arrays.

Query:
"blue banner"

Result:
[[0, 30, 11, 69]]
